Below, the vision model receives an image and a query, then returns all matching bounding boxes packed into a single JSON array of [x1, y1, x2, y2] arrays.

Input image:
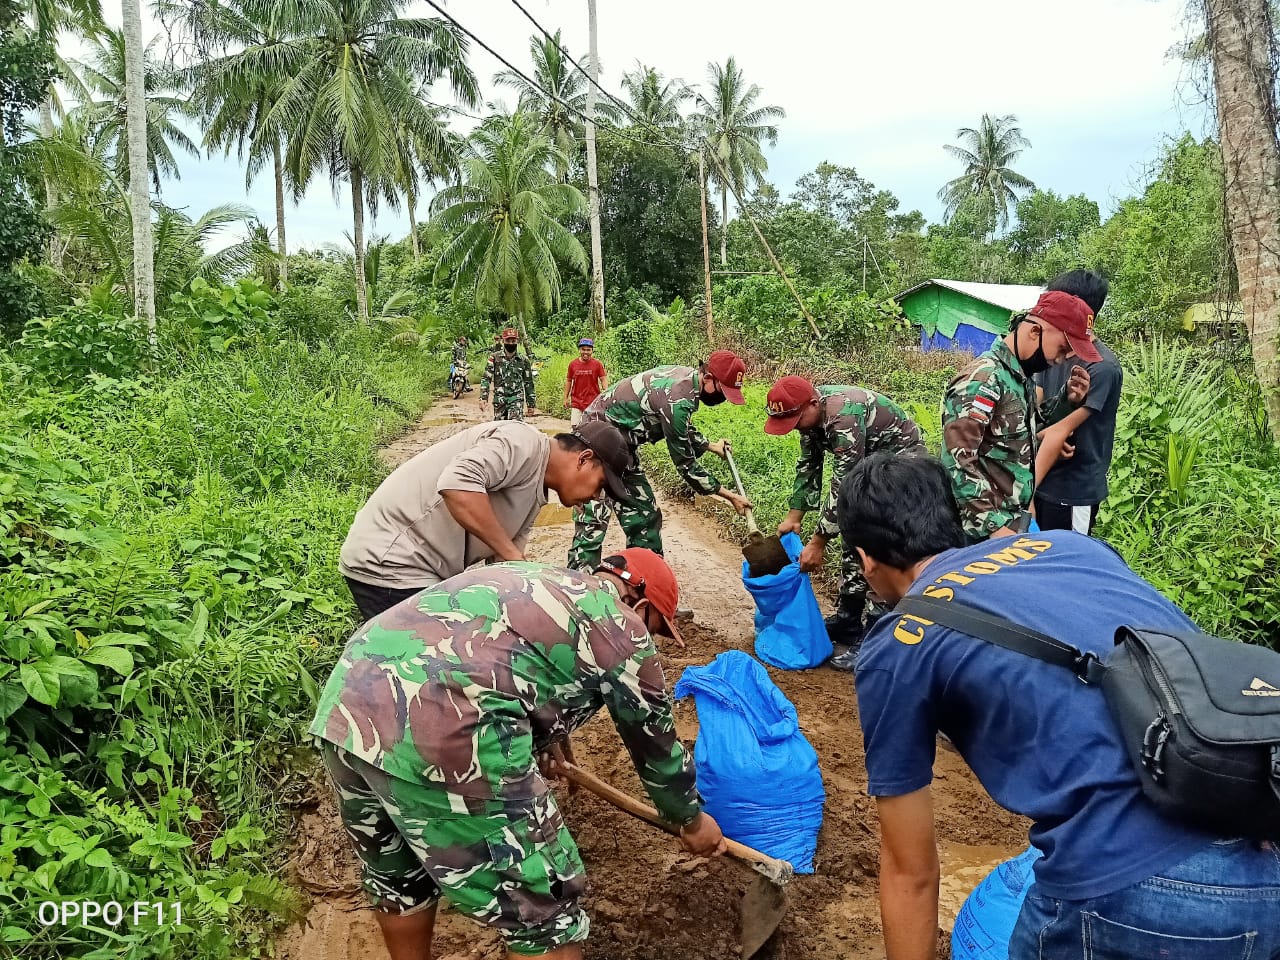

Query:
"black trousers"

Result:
[[1033, 496, 1100, 535], [344, 576, 425, 622]]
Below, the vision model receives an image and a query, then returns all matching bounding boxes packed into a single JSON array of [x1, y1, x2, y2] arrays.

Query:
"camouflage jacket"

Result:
[[941, 338, 1038, 541], [309, 562, 701, 823], [451, 341, 468, 364], [793, 386, 924, 539], [480, 351, 535, 407], [582, 366, 720, 496]]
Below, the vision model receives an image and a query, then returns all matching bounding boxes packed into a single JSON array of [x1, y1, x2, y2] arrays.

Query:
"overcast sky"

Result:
[[72, 0, 1213, 250]]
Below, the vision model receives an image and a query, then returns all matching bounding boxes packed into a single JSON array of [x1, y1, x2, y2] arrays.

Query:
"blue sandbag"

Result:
[[673, 650, 824, 872], [743, 532, 833, 669], [951, 847, 1043, 960]]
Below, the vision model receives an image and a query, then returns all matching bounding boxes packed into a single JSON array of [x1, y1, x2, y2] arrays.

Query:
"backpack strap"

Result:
[[894, 595, 1107, 684]]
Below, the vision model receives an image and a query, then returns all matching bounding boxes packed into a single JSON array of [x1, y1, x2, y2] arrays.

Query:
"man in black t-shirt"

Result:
[[1034, 270, 1122, 534]]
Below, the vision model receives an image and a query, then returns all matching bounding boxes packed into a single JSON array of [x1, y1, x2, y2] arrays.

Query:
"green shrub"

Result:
[[17, 297, 149, 387], [1098, 339, 1280, 646]]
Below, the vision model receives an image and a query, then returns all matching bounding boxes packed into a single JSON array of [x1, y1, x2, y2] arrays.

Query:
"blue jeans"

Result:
[[1010, 839, 1280, 959]]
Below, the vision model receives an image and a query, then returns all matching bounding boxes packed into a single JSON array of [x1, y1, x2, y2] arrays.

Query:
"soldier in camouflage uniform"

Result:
[[451, 335, 468, 364], [481, 328, 536, 421], [764, 376, 925, 668], [567, 351, 754, 571], [941, 290, 1097, 543], [310, 550, 726, 960]]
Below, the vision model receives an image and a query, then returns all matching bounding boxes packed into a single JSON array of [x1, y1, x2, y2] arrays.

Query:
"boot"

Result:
[[825, 596, 866, 670], [828, 600, 890, 671]]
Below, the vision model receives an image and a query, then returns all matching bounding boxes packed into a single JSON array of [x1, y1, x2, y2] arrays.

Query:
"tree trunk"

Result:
[[698, 148, 715, 341], [38, 98, 63, 270], [408, 193, 420, 260], [584, 0, 607, 331], [122, 0, 155, 342], [720, 184, 729, 266], [273, 140, 288, 285], [350, 166, 370, 322], [1207, 0, 1280, 441]]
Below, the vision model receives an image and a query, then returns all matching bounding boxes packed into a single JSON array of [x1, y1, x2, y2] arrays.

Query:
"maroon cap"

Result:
[[764, 376, 818, 435], [1027, 291, 1102, 363], [705, 350, 747, 405]]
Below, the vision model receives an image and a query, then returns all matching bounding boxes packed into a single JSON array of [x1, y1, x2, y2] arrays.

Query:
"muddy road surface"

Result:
[[278, 397, 1027, 960]]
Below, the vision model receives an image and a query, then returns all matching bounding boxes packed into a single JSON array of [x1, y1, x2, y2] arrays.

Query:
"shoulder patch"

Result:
[[967, 394, 996, 423]]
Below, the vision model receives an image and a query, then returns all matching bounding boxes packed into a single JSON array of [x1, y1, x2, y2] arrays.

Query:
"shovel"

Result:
[[723, 446, 791, 579], [561, 762, 790, 959]]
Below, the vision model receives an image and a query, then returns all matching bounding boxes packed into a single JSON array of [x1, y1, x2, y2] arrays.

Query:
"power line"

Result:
[[420, 0, 672, 155]]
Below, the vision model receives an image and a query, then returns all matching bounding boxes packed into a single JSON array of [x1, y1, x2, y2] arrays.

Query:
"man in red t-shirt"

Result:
[[563, 338, 608, 426]]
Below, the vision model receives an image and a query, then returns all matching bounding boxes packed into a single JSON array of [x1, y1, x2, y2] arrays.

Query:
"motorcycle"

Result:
[[449, 360, 470, 399]]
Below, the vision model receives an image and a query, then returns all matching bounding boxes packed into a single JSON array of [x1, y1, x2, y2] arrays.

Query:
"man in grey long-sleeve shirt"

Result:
[[339, 420, 632, 620]]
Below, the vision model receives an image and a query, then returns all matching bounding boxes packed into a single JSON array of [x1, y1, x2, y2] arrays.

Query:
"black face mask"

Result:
[[1014, 321, 1050, 377], [504, 343, 517, 354], [701, 389, 727, 406]]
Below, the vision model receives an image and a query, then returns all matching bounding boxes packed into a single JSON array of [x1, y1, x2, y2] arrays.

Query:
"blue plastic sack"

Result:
[[951, 846, 1043, 960], [673, 650, 824, 872], [743, 532, 833, 669]]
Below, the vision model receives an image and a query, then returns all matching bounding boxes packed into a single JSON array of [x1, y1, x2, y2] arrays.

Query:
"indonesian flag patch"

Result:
[[968, 394, 996, 423]]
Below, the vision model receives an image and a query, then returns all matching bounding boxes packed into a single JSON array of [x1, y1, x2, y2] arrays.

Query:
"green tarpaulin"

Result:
[[899, 285, 1013, 339]]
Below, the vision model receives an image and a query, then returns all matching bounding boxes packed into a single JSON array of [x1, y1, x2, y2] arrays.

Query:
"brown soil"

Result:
[[276, 397, 1028, 960]]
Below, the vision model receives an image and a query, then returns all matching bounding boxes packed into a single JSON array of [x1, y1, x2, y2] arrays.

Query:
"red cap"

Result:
[[1027, 291, 1102, 363], [598, 548, 681, 639], [705, 350, 747, 405], [764, 376, 818, 435], [501, 327, 519, 340]]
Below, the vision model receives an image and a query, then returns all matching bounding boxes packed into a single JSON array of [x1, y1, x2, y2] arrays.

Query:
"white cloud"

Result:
[[61, 0, 1210, 247]]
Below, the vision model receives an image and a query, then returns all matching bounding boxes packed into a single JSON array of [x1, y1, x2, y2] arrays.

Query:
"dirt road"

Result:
[[278, 398, 1027, 960]]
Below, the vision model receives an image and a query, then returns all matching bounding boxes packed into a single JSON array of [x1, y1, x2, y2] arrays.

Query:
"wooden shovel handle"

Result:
[[559, 762, 781, 869], [722, 446, 761, 537]]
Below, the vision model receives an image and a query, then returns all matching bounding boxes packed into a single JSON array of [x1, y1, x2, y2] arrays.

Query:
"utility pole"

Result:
[[699, 147, 715, 341], [584, 0, 606, 331]]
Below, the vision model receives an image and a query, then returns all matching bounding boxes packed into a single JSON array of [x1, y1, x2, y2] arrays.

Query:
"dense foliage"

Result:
[[1, 286, 439, 956]]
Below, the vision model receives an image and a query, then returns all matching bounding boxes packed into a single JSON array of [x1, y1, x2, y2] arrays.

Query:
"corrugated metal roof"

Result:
[[896, 279, 1043, 312]]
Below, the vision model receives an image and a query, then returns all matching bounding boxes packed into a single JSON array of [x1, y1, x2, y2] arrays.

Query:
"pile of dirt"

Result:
[[276, 403, 1028, 960]]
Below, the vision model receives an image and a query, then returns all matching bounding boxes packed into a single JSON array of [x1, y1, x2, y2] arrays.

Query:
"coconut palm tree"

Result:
[[621, 63, 690, 130], [73, 28, 198, 190], [693, 57, 784, 264], [938, 113, 1036, 233], [371, 99, 463, 260], [160, 0, 296, 283], [431, 112, 588, 327], [257, 0, 479, 321], [24, 0, 103, 267], [494, 30, 596, 182]]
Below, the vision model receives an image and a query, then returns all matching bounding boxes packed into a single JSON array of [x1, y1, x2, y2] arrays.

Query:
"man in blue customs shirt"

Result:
[[837, 452, 1280, 960]]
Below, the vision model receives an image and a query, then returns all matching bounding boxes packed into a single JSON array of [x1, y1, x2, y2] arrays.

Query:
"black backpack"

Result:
[[895, 595, 1280, 839]]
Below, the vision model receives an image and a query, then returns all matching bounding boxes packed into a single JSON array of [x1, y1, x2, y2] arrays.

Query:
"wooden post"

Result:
[[699, 148, 716, 341], [704, 147, 821, 340], [584, 0, 607, 331]]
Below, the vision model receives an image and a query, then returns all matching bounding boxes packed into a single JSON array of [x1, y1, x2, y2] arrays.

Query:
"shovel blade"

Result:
[[743, 535, 791, 579], [739, 875, 787, 958]]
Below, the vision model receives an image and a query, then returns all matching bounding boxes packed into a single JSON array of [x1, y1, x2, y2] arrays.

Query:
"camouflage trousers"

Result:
[[838, 541, 869, 607], [567, 459, 662, 570], [492, 401, 526, 422], [319, 742, 588, 956]]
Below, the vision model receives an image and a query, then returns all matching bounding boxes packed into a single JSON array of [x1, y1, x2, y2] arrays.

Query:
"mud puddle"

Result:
[[279, 395, 1027, 960], [938, 842, 1018, 927]]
